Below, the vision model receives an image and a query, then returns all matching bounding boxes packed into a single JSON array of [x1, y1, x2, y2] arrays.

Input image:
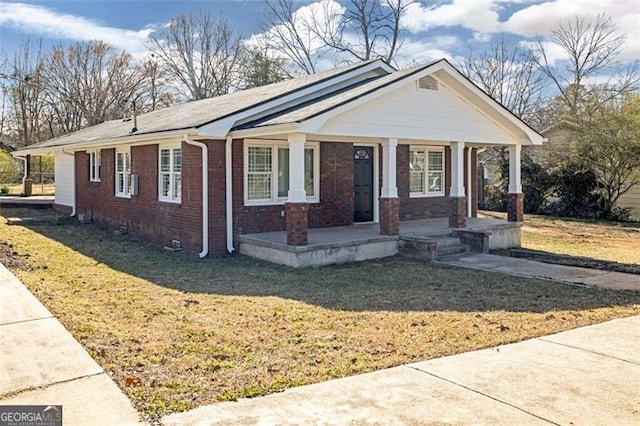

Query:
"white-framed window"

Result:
[[115, 149, 131, 198], [159, 145, 182, 203], [244, 140, 319, 205], [89, 150, 101, 182], [410, 147, 444, 197]]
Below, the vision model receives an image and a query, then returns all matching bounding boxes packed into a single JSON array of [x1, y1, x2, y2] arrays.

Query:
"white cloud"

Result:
[[400, 0, 638, 62], [394, 38, 456, 68], [504, 0, 639, 60], [0, 2, 153, 54], [402, 0, 502, 34]]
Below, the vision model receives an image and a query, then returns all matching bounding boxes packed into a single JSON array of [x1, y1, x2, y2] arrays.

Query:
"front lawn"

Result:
[[481, 211, 640, 265], [2, 209, 640, 422]]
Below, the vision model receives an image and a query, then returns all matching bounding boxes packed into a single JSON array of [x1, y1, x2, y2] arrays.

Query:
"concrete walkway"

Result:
[[0, 263, 142, 425], [437, 253, 640, 291], [164, 315, 640, 425]]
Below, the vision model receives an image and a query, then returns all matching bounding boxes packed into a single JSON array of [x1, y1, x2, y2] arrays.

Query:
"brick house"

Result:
[[13, 59, 543, 264]]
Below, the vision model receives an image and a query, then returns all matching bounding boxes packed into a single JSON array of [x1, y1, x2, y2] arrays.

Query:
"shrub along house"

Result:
[[13, 59, 543, 267]]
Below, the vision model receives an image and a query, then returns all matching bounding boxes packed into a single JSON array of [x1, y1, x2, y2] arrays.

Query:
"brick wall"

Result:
[[232, 140, 354, 239], [397, 145, 479, 220], [397, 144, 451, 220], [75, 139, 227, 255]]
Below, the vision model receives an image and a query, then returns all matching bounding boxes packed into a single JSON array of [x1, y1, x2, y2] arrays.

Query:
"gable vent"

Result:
[[417, 75, 438, 91]]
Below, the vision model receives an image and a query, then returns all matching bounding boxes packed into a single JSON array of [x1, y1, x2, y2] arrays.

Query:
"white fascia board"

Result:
[[197, 59, 394, 137], [301, 60, 543, 146], [12, 128, 194, 157], [228, 123, 300, 139]]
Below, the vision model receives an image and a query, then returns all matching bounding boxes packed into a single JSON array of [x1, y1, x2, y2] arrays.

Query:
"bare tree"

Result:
[[2, 40, 47, 147], [460, 34, 547, 124], [534, 14, 637, 116], [135, 54, 174, 113], [308, 0, 413, 65], [260, 0, 321, 75], [147, 11, 246, 100], [42, 41, 145, 134], [260, 0, 413, 75]]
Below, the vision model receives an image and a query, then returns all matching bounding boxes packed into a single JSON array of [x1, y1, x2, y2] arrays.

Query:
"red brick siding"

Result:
[[232, 140, 354, 238], [397, 145, 451, 220], [397, 145, 479, 220], [75, 140, 227, 255]]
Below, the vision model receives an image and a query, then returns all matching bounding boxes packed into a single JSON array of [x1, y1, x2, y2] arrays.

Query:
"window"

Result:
[[245, 141, 319, 205], [115, 150, 131, 197], [89, 150, 101, 182], [159, 146, 182, 203], [410, 147, 444, 197]]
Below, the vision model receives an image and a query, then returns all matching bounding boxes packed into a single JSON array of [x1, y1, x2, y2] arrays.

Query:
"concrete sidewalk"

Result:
[[438, 253, 640, 291], [0, 263, 142, 425], [163, 315, 640, 425]]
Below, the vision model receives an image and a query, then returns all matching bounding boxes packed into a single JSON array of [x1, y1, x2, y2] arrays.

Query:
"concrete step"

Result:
[[437, 243, 469, 257], [435, 237, 464, 248]]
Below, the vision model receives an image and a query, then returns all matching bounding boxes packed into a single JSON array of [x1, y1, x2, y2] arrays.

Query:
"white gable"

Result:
[[316, 78, 520, 144]]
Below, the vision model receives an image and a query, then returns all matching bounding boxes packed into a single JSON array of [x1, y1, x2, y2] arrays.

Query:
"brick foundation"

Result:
[[286, 202, 308, 245], [379, 197, 400, 235], [507, 193, 524, 222], [448, 196, 467, 228]]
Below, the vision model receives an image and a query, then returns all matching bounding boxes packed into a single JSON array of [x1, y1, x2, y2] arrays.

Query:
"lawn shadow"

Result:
[[10, 218, 640, 314]]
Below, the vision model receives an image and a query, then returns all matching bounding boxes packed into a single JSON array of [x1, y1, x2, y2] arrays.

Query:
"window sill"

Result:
[[409, 193, 445, 198], [115, 194, 131, 199], [159, 198, 181, 205], [244, 198, 319, 207]]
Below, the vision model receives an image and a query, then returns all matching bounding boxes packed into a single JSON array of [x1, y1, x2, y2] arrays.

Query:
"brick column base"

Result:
[[449, 196, 467, 228], [285, 202, 308, 246], [507, 193, 524, 222], [379, 197, 400, 236]]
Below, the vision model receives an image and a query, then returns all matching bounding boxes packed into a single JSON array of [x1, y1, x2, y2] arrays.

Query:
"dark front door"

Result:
[[353, 146, 374, 222]]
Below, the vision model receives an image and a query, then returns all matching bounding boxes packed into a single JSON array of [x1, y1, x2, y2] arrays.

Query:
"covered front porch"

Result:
[[239, 216, 521, 268]]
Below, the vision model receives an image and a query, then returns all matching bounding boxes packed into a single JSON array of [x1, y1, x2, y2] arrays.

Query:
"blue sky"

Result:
[[0, 0, 638, 69]]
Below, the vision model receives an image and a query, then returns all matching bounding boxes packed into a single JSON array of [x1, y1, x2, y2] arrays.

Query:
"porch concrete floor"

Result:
[[241, 217, 510, 248]]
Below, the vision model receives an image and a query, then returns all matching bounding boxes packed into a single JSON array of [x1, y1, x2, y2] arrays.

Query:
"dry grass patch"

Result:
[[481, 211, 640, 264], [1, 183, 55, 196], [2, 209, 640, 422]]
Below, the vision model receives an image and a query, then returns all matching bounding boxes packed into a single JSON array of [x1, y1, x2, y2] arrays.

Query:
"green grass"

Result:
[[2, 208, 640, 422]]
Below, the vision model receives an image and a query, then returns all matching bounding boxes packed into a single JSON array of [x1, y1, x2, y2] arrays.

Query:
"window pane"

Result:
[[161, 174, 170, 197], [248, 147, 271, 172], [125, 153, 130, 173], [305, 148, 314, 197], [428, 151, 443, 171], [278, 148, 289, 198], [173, 174, 181, 199], [248, 173, 271, 200], [160, 149, 170, 172], [410, 171, 424, 193], [116, 153, 123, 172], [410, 151, 424, 171], [428, 171, 442, 192], [173, 148, 182, 172], [118, 174, 124, 193]]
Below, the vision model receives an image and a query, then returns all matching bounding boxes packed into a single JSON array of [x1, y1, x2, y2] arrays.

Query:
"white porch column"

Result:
[[507, 144, 524, 223], [508, 144, 522, 194], [466, 147, 472, 217], [381, 138, 398, 198], [287, 132, 306, 202], [450, 141, 466, 197]]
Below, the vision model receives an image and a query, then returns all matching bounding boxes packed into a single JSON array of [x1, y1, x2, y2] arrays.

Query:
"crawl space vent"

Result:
[[418, 75, 439, 91]]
